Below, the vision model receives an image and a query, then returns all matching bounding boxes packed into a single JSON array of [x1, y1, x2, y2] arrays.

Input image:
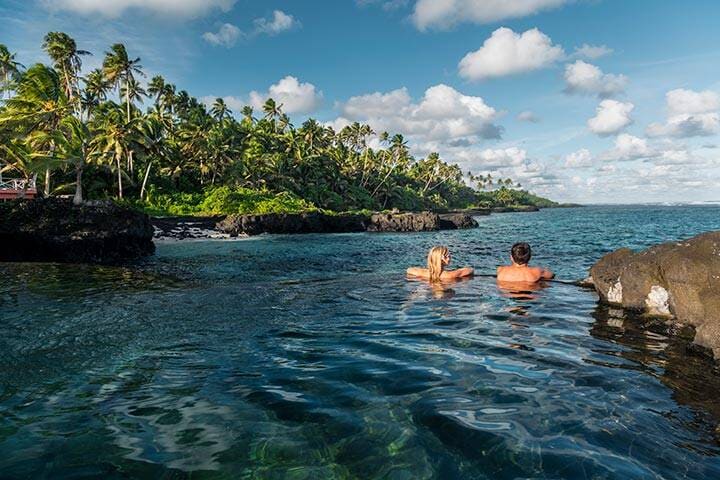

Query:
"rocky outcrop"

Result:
[[491, 205, 540, 213], [0, 199, 155, 263], [217, 212, 367, 236], [367, 212, 439, 232], [217, 211, 478, 236], [590, 231, 720, 359]]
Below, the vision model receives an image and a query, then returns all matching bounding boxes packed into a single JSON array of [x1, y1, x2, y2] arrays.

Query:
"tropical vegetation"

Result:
[[0, 33, 556, 215]]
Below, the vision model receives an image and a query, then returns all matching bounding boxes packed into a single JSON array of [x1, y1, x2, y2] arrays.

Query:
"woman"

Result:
[[406, 246, 474, 282]]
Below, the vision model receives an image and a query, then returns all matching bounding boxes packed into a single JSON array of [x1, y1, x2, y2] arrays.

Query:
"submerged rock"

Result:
[[0, 198, 155, 263], [590, 231, 720, 360], [217, 211, 478, 236]]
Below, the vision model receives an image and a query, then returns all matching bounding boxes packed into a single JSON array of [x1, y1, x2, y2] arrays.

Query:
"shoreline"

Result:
[[150, 206, 548, 241]]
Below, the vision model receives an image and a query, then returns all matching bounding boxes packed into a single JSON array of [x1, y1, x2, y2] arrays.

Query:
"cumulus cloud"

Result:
[[412, 0, 568, 30], [587, 99, 634, 136], [249, 76, 322, 114], [336, 84, 502, 141], [474, 147, 528, 168], [646, 88, 720, 138], [253, 10, 299, 35], [517, 110, 540, 123], [564, 148, 593, 168], [459, 28, 564, 81], [202, 24, 241, 47], [601, 134, 653, 161], [203, 10, 298, 46], [43, 0, 236, 17], [573, 44, 613, 60], [564, 60, 627, 98]]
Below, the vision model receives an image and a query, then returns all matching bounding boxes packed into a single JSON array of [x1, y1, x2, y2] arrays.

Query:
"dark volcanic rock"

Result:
[[217, 211, 479, 236], [0, 199, 155, 263], [217, 212, 367, 236], [438, 213, 479, 230], [491, 205, 540, 213], [589, 231, 720, 359], [367, 212, 439, 232]]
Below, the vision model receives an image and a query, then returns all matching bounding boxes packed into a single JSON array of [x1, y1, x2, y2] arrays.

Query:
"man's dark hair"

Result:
[[511, 242, 532, 265]]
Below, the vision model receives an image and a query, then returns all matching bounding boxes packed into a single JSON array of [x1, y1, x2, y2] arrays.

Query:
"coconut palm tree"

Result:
[[55, 115, 91, 204], [42, 32, 90, 110], [0, 44, 23, 99], [0, 64, 69, 196], [91, 104, 140, 198], [102, 43, 144, 123], [81, 68, 110, 119], [210, 98, 231, 122]]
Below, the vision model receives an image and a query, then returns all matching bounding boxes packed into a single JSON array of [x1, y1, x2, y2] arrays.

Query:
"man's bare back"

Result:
[[497, 242, 554, 284]]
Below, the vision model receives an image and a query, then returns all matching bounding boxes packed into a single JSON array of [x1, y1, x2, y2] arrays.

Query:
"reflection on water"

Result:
[[1, 206, 720, 479]]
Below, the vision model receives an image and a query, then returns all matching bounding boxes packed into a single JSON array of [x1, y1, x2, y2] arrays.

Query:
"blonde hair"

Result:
[[427, 246, 449, 282]]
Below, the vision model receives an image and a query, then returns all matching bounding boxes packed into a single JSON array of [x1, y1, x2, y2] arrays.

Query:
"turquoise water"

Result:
[[2, 205, 720, 479]]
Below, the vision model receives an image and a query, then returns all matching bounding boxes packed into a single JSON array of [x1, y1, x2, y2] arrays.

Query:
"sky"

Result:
[[2, 0, 720, 204]]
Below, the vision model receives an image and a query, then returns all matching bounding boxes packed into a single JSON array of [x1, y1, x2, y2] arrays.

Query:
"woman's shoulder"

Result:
[[407, 266, 428, 277]]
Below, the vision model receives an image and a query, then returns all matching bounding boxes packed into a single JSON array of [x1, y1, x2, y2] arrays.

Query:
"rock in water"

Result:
[[0, 199, 155, 263], [590, 231, 720, 360], [367, 212, 439, 232], [218, 211, 478, 236]]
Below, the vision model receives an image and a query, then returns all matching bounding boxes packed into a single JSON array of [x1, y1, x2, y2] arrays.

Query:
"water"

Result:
[[2, 205, 720, 479]]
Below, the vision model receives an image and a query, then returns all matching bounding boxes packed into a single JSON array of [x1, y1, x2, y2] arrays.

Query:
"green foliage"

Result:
[[134, 186, 319, 216], [0, 34, 558, 214]]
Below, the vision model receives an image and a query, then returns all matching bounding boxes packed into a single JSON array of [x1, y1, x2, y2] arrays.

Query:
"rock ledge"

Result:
[[590, 231, 720, 360]]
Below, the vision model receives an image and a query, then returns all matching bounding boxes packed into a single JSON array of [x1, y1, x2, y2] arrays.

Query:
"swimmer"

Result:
[[496, 242, 554, 284], [407, 246, 474, 282]]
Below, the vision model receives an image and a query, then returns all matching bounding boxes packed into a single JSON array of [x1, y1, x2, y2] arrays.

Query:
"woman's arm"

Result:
[[444, 267, 474, 279], [406, 267, 429, 279]]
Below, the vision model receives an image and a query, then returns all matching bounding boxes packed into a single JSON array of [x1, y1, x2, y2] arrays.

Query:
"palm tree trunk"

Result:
[[140, 160, 152, 200], [73, 164, 83, 205], [44, 168, 50, 197], [116, 156, 123, 199]]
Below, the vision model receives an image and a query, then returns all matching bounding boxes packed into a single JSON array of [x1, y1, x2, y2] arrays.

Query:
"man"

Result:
[[496, 242, 554, 284]]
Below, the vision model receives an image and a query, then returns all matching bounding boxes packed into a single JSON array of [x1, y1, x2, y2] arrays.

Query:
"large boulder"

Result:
[[367, 212, 439, 232], [217, 212, 367, 236], [0, 198, 155, 263], [590, 231, 720, 359], [217, 211, 479, 236], [438, 213, 480, 230]]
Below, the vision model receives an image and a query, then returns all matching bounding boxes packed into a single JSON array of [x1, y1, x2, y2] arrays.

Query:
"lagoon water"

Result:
[[2, 205, 720, 479]]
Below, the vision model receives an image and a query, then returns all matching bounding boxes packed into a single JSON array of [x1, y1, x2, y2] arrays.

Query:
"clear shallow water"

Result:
[[2, 205, 720, 479]]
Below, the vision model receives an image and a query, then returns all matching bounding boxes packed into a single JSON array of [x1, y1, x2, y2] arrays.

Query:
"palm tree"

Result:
[[210, 98, 231, 122], [0, 64, 69, 196], [0, 139, 43, 197], [0, 44, 23, 99], [42, 32, 90, 110], [81, 69, 110, 119], [55, 116, 91, 204], [262, 98, 283, 133], [91, 104, 140, 198], [102, 43, 144, 123]]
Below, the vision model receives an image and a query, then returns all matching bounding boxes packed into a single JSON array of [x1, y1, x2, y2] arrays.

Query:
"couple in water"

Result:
[[407, 242, 554, 284]]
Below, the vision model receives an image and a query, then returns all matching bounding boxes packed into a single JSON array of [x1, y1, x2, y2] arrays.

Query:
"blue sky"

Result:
[[2, 0, 720, 203]]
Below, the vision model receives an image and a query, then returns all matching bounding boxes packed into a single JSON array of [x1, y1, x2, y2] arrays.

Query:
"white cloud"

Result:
[[249, 76, 322, 114], [253, 10, 298, 35], [475, 147, 528, 168], [517, 110, 540, 122], [601, 134, 653, 161], [646, 88, 720, 138], [564, 60, 627, 98], [43, 0, 235, 17], [459, 28, 564, 81], [587, 99, 634, 136], [564, 148, 593, 168], [412, 0, 568, 30], [666, 88, 720, 115], [202, 23, 241, 47], [573, 44, 613, 60], [337, 84, 502, 141]]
